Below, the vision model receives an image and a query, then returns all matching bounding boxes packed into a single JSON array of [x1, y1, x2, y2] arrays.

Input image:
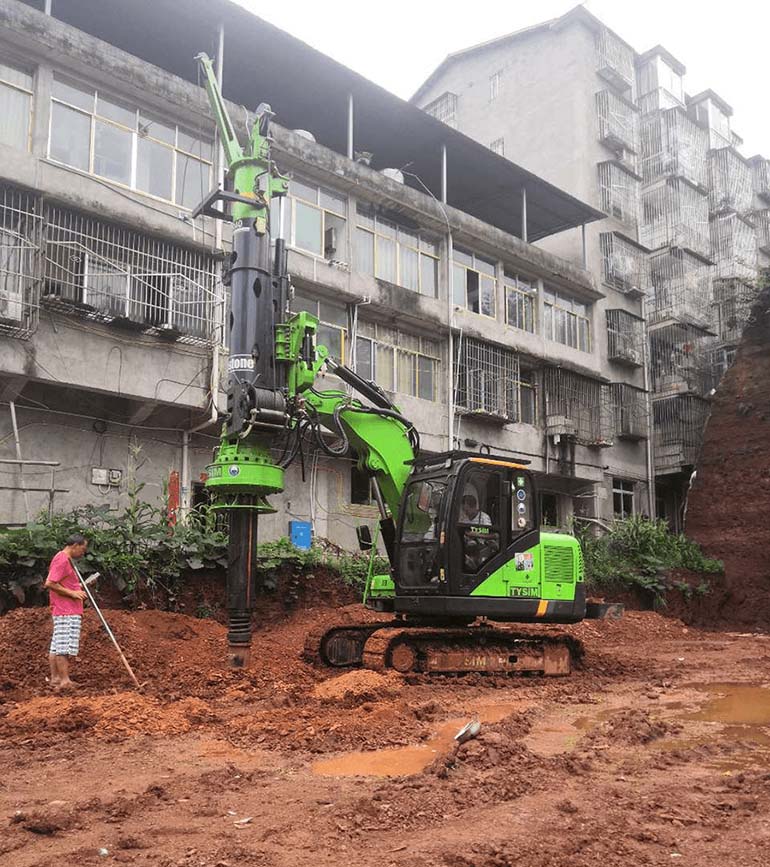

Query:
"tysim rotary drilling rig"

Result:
[[195, 54, 610, 675]]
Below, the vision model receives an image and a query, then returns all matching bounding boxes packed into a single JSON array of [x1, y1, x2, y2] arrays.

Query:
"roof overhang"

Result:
[[27, 0, 603, 242]]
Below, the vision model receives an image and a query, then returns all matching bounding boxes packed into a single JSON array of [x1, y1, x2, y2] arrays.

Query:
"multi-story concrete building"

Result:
[[0, 0, 648, 549], [413, 6, 766, 528]]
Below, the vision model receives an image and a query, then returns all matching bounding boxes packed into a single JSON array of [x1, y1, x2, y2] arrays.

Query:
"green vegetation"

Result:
[[576, 515, 722, 605], [0, 489, 386, 613]]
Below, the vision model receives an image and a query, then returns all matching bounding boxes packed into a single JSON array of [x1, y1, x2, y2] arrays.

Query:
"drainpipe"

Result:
[[641, 295, 656, 517], [447, 230, 455, 451]]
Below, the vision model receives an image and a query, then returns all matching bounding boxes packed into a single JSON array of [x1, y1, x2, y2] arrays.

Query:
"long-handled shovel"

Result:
[[70, 560, 140, 689]]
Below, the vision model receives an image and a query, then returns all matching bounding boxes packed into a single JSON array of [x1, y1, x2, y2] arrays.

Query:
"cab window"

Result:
[[457, 469, 501, 577]]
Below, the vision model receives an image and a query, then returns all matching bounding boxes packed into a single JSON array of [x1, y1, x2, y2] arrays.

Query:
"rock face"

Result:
[[685, 284, 770, 626]]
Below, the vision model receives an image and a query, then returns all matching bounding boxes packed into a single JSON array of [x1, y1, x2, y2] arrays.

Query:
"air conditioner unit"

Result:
[[546, 415, 578, 437]]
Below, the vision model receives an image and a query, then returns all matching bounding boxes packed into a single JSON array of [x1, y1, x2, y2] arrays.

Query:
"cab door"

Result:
[[395, 475, 449, 595], [448, 463, 506, 596]]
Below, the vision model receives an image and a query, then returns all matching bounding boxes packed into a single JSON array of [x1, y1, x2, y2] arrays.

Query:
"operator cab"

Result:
[[395, 451, 539, 604]]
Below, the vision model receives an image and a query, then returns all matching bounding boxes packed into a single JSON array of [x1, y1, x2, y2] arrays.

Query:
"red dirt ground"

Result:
[[2, 576, 770, 867]]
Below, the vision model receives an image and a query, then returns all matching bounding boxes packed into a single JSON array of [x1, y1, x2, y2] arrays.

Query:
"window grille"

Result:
[[599, 232, 649, 295], [648, 247, 713, 329], [543, 367, 611, 445], [640, 178, 710, 258], [596, 90, 639, 157], [756, 210, 770, 254], [639, 108, 708, 190], [712, 279, 759, 346], [649, 322, 712, 398], [710, 213, 757, 282], [709, 148, 753, 217], [610, 384, 647, 440], [653, 394, 710, 473], [0, 185, 43, 339], [41, 204, 219, 344], [455, 337, 529, 423], [751, 158, 770, 202], [423, 92, 458, 128], [606, 309, 644, 366], [595, 27, 635, 91], [598, 162, 639, 231]]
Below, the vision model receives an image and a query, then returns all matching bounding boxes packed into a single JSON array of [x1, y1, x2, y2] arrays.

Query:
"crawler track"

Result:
[[305, 621, 582, 676]]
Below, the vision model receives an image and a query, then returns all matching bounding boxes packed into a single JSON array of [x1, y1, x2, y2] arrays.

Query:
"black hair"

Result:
[[65, 533, 88, 547]]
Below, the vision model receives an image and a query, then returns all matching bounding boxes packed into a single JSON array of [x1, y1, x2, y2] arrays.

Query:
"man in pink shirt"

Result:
[[44, 534, 88, 691]]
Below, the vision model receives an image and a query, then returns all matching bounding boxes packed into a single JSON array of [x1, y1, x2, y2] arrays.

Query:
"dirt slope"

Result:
[[685, 286, 770, 625]]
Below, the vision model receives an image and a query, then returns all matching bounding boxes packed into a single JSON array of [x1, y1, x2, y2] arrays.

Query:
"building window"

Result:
[[355, 323, 440, 401], [42, 203, 217, 343], [612, 478, 634, 518], [489, 71, 501, 102], [293, 292, 348, 361], [0, 60, 33, 152], [544, 288, 591, 351], [455, 337, 534, 423], [490, 137, 505, 156], [540, 492, 559, 527], [453, 249, 496, 317], [350, 460, 373, 505], [504, 272, 536, 333], [354, 204, 438, 296], [423, 91, 457, 128], [283, 176, 347, 260], [48, 74, 212, 209]]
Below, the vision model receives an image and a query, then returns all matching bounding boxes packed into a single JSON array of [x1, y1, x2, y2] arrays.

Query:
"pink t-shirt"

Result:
[[47, 551, 83, 616]]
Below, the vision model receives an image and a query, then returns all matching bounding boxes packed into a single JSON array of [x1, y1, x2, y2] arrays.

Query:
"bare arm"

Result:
[[44, 580, 86, 601]]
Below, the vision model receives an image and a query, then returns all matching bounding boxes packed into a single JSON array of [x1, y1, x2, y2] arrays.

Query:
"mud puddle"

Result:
[[658, 684, 770, 770], [312, 703, 522, 778]]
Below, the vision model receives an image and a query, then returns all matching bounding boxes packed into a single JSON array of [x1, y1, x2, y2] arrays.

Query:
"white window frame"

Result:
[[453, 249, 497, 318], [355, 328, 440, 402], [504, 273, 537, 333], [612, 478, 635, 518], [47, 74, 213, 210], [355, 205, 439, 297], [543, 288, 591, 352], [286, 176, 348, 261], [0, 59, 34, 152], [293, 293, 348, 362]]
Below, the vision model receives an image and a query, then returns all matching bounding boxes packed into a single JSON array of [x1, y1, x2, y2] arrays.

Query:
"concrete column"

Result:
[[347, 93, 354, 160], [521, 186, 528, 243], [32, 63, 54, 158], [44, 0, 52, 15], [441, 144, 448, 204]]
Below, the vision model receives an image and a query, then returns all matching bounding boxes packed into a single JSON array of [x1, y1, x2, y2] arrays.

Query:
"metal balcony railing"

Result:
[[596, 90, 639, 157], [639, 108, 708, 190], [648, 247, 713, 330], [606, 308, 645, 366], [755, 209, 770, 254], [598, 162, 640, 232], [653, 394, 710, 474], [610, 383, 647, 440], [751, 157, 770, 202], [641, 178, 711, 258], [712, 278, 759, 346], [709, 148, 754, 217], [596, 26, 635, 91], [41, 205, 220, 345], [0, 185, 44, 339], [599, 232, 650, 296], [650, 322, 714, 399], [710, 213, 758, 282]]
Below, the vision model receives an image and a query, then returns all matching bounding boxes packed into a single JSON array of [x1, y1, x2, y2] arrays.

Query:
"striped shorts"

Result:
[[50, 615, 82, 656]]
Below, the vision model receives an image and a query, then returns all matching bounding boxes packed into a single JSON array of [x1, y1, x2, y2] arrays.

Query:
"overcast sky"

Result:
[[233, 0, 767, 157]]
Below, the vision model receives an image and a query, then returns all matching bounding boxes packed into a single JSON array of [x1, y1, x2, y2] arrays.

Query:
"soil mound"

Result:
[[312, 670, 402, 703]]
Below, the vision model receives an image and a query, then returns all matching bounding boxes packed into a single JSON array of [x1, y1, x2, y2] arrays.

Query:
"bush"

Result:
[[0, 490, 387, 612], [575, 515, 722, 606]]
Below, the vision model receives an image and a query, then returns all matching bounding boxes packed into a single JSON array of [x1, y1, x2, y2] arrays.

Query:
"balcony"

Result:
[[599, 232, 650, 297], [610, 383, 647, 440], [709, 148, 753, 217], [455, 337, 519, 424], [648, 248, 713, 330], [650, 322, 713, 398], [641, 178, 711, 259], [755, 209, 770, 254], [596, 90, 639, 158], [606, 308, 645, 366], [598, 162, 640, 232], [596, 26, 635, 91], [751, 157, 770, 202], [639, 108, 708, 190], [653, 394, 710, 475], [710, 213, 758, 282], [0, 185, 43, 340], [712, 279, 759, 346], [41, 205, 219, 346], [543, 367, 613, 447]]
